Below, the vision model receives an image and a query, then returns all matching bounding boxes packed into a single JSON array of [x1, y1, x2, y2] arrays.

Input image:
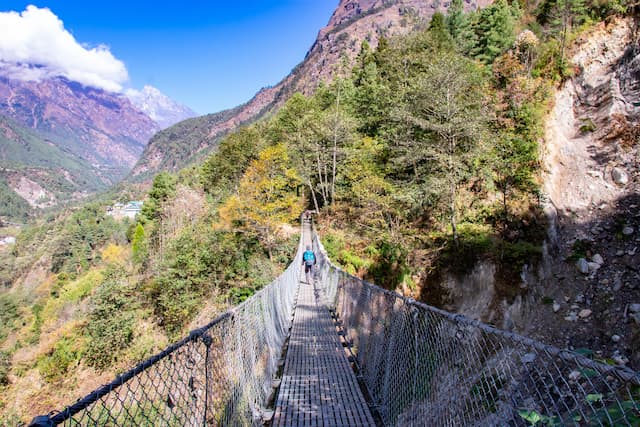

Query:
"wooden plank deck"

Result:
[[273, 224, 375, 427]]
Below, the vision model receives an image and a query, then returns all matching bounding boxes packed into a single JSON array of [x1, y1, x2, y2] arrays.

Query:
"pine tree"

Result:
[[470, 0, 519, 64], [446, 0, 466, 41], [537, 0, 587, 65], [131, 223, 147, 265]]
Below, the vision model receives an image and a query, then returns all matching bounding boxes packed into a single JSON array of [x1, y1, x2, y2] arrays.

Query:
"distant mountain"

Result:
[[0, 76, 160, 218], [129, 0, 491, 180], [125, 85, 196, 129], [0, 114, 104, 212]]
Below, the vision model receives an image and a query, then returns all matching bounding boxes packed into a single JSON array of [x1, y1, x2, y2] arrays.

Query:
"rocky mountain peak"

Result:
[[125, 85, 196, 129]]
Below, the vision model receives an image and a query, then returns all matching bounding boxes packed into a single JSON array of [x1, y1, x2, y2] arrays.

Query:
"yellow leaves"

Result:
[[216, 194, 241, 230], [101, 243, 128, 266], [216, 143, 303, 246]]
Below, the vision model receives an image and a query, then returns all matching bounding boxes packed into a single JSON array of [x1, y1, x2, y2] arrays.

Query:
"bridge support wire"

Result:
[[313, 232, 640, 426]]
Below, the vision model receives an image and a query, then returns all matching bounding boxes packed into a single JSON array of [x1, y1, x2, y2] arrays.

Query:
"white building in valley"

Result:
[[107, 201, 143, 219]]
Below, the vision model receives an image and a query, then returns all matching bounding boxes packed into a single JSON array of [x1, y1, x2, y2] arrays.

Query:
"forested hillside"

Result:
[[1, 0, 635, 423]]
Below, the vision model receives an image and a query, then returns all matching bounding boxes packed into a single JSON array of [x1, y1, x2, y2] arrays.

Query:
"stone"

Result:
[[587, 170, 601, 178], [629, 303, 640, 313], [613, 277, 623, 291], [565, 312, 578, 322], [521, 353, 536, 364], [613, 355, 629, 366], [623, 226, 634, 236], [592, 254, 604, 265], [579, 309, 592, 318], [575, 294, 585, 304], [553, 302, 561, 313], [588, 262, 601, 272], [611, 334, 621, 343], [568, 370, 581, 381], [616, 250, 625, 256], [612, 167, 629, 185], [577, 258, 590, 274]]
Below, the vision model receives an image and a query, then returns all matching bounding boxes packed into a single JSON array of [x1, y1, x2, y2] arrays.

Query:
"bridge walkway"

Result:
[[272, 222, 375, 427]]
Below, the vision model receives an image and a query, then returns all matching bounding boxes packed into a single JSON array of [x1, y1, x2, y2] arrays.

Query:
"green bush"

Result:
[[37, 334, 83, 382], [84, 270, 135, 369], [0, 293, 19, 342], [498, 240, 542, 268], [579, 117, 597, 133], [321, 233, 345, 261], [367, 239, 410, 290], [0, 351, 10, 385]]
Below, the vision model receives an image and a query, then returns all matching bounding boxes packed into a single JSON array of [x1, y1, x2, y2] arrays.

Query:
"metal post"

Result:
[[28, 415, 54, 427], [202, 332, 213, 427]]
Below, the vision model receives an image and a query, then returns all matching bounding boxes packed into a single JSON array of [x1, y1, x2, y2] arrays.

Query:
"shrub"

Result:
[[37, 334, 84, 382], [84, 271, 135, 369], [0, 351, 10, 385], [0, 293, 19, 342]]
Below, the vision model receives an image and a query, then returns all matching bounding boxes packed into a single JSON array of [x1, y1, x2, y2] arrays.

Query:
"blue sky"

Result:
[[0, 1, 337, 114]]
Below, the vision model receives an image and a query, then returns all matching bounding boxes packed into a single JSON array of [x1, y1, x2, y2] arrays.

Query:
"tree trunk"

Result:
[[331, 86, 340, 205], [308, 180, 320, 214], [315, 149, 328, 206], [449, 136, 458, 244], [503, 185, 509, 231]]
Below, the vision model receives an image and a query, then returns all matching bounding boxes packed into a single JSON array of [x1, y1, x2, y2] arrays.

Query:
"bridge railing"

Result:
[[313, 233, 640, 426], [30, 228, 304, 427]]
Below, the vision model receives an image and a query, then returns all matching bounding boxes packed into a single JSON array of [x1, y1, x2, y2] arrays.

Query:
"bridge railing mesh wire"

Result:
[[31, 230, 304, 427], [313, 234, 640, 427]]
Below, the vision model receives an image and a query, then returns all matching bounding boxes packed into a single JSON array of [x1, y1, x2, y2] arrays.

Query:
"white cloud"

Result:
[[0, 5, 128, 92]]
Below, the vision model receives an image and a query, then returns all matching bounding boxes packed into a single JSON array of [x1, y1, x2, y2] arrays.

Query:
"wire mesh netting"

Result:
[[31, 224, 640, 427], [31, 233, 303, 427], [313, 234, 640, 426]]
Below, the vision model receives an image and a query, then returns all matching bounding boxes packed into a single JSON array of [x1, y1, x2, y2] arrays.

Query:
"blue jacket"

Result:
[[303, 250, 316, 266]]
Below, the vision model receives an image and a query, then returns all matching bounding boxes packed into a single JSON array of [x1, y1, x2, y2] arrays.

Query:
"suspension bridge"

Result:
[[30, 219, 640, 426]]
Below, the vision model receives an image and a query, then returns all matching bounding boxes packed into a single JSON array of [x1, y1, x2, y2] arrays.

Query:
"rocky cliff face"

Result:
[[130, 0, 491, 179], [530, 17, 640, 368]]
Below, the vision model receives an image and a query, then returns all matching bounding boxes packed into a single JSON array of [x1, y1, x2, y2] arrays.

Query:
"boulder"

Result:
[[592, 254, 604, 265], [576, 258, 589, 274], [579, 309, 592, 318], [612, 167, 629, 185]]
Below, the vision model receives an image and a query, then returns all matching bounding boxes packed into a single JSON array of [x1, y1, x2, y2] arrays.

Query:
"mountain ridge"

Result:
[[129, 0, 491, 180], [0, 75, 194, 218]]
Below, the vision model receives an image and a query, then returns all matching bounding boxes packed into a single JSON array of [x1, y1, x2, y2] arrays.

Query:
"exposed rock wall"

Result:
[[534, 17, 640, 368]]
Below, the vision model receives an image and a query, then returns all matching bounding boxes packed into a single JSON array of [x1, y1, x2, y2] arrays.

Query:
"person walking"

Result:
[[302, 245, 316, 284]]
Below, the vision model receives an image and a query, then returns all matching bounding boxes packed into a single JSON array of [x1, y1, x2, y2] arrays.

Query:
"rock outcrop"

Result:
[[533, 17, 640, 369]]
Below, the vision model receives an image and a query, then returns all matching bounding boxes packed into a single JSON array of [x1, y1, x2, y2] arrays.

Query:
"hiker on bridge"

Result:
[[302, 245, 316, 284]]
